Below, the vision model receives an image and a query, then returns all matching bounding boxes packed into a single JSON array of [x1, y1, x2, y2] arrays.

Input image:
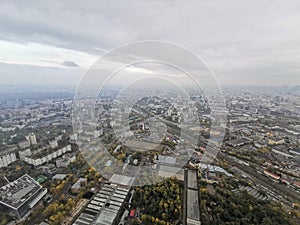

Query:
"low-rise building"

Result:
[[49, 140, 58, 149], [56, 154, 76, 167], [0, 174, 47, 219], [227, 137, 252, 147], [52, 174, 67, 180], [71, 178, 87, 194], [73, 183, 129, 225], [268, 138, 285, 146], [290, 148, 300, 156], [264, 170, 280, 181], [42, 164, 57, 175], [292, 180, 300, 190]]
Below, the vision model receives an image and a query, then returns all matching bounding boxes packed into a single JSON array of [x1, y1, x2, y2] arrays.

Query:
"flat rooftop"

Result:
[[184, 169, 201, 225], [29, 145, 71, 159], [123, 139, 160, 151], [73, 184, 129, 225], [109, 174, 134, 186], [0, 174, 41, 209], [187, 170, 198, 190], [52, 174, 67, 180], [187, 189, 201, 223], [228, 137, 250, 146]]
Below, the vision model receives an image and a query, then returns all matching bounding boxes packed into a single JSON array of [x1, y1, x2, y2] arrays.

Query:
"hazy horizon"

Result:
[[0, 0, 300, 87]]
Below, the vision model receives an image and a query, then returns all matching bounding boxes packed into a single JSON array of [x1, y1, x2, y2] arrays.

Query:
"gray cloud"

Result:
[[0, 0, 300, 86], [61, 61, 79, 67], [0, 62, 82, 86]]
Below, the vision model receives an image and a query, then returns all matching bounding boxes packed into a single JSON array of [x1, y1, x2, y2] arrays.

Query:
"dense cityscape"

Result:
[[0, 85, 299, 225]]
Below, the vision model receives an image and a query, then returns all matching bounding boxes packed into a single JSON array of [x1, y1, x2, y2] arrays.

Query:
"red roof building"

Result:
[[292, 181, 300, 189], [130, 209, 136, 218], [264, 170, 280, 180]]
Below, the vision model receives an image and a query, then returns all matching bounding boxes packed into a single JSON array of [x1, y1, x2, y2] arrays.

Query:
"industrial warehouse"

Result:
[[73, 183, 130, 225]]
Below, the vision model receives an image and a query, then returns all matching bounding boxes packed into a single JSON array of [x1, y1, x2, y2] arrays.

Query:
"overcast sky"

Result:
[[0, 0, 299, 87]]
